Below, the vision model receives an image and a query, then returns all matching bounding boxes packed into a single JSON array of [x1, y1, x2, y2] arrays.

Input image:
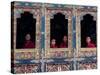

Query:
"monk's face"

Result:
[[25, 34, 31, 41], [63, 36, 67, 42], [51, 39, 56, 45], [86, 37, 91, 43]]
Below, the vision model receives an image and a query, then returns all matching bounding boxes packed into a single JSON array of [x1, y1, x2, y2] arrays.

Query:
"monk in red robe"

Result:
[[50, 39, 58, 48], [23, 34, 35, 48], [86, 36, 95, 48], [60, 35, 68, 48]]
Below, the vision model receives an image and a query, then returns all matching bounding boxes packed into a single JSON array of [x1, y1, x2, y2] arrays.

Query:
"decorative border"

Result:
[[77, 58, 97, 70], [45, 61, 73, 72], [12, 63, 41, 73]]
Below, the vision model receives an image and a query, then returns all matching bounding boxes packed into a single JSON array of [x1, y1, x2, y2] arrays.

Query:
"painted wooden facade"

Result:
[[11, 1, 97, 74]]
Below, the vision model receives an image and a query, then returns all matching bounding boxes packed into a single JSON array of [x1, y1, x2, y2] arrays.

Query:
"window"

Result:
[[16, 11, 36, 49], [81, 14, 96, 48], [50, 13, 68, 48]]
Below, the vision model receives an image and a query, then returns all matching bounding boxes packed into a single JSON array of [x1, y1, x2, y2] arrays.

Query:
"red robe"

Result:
[[23, 41, 35, 48], [50, 44, 57, 48], [60, 42, 68, 48], [87, 42, 95, 48]]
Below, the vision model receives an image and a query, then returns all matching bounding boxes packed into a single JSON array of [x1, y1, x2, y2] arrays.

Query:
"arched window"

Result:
[[81, 14, 96, 48], [50, 13, 68, 48], [16, 11, 36, 49]]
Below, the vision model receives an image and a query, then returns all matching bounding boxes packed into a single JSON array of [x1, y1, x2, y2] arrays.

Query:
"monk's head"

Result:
[[25, 34, 31, 41], [86, 36, 91, 43], [51, 39, 56, 45], [63, 35, 67, 42]]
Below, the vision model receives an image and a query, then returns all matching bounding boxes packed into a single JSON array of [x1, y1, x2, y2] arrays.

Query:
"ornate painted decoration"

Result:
[[11, 1, 97, 74]]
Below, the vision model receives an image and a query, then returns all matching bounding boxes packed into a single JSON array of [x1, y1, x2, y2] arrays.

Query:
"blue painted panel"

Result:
[[41, 16, 45, 49], [72, 16, 76, 48], [41, 16, 45, 32], [15, 59, 40, 64]]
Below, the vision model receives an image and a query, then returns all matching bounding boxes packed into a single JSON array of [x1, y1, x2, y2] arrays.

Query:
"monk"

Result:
[[23, 34, 35, 48], [50, 39, 58, 48], [60, 35, 68, 48], [86, 36, 95, 48]]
